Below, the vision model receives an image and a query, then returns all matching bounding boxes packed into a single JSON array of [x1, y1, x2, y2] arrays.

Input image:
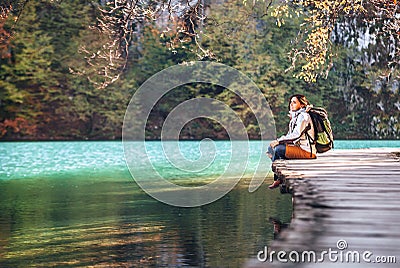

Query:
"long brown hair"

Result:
[[288, 94, 310, 110]]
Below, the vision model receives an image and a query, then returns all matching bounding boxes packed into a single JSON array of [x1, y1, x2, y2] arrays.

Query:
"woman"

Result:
[[267, 94, 316, 189]]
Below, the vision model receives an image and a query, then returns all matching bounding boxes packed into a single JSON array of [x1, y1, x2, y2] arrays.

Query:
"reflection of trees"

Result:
[[0, 177, 292, 266], [161, 178, 293, 267]]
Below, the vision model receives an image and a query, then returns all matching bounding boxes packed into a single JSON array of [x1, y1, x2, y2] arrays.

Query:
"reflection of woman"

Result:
[[267, 94, 316, 189], [269, 217, 289, 239]]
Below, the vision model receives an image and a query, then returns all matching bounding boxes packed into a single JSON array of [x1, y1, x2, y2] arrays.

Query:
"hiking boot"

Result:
[[268, 180, 281, 189]]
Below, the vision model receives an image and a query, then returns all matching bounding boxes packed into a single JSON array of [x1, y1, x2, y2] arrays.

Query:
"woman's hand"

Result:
[[270, 140, 279, 148]]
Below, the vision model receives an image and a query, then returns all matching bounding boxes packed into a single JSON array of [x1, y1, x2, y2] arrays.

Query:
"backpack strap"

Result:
[[304, 128, 314, 157], [290, 113, 300, 132]]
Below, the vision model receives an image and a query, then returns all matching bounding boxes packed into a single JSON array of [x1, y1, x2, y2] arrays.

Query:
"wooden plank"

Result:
[[246, 148, 400, 267]]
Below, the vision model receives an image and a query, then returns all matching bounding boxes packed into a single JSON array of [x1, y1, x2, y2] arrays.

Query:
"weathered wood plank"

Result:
[[246, 148, 400, 267]]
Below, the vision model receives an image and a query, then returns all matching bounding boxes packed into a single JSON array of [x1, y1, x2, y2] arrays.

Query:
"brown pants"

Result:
[[285, 144, 316, 159]]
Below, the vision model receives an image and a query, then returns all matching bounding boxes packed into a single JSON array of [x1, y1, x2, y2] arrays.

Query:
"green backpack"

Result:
[[307, 107, 334, 153]]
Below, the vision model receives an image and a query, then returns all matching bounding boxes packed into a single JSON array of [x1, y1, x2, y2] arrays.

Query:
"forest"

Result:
[[0, 0, 399, 140]]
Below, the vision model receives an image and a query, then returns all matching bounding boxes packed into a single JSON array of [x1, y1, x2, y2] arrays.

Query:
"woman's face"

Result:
[[289, 97, 303, 112]]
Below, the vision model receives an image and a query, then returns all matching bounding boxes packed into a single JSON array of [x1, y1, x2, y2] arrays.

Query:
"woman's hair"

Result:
[[288, 94, 310, 110]]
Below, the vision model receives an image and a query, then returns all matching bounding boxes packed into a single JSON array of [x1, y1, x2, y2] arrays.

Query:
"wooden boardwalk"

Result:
[[247, 148, 400, 267]]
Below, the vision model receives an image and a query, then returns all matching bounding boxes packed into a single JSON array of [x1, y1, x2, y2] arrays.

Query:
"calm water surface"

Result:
[[0, 141, 292, 267], [1, 140, 399, 267]]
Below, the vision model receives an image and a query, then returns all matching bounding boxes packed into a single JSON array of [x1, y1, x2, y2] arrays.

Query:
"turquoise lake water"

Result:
[[0, 140, 399, 267], [2, 140, 400, 181]]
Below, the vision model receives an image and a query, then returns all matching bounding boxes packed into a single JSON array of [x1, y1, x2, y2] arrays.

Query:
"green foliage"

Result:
[[0, 0, 130, 139], [0, 0, 398, 140], [0, 1, 55, 137]]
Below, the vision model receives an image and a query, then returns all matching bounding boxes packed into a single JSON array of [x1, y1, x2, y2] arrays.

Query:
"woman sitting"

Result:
[[267, 94, 316, 189]]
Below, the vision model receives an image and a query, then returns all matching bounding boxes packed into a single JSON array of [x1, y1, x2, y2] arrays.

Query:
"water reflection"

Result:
[[0, 176, 292, 267], [269, 217, 290, 240]]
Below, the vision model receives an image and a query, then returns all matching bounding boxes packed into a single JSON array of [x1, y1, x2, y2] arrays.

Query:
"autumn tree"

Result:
[[3, 0, 398, 84], [0, 1, 55, 138], [0, 0, 398, 139]]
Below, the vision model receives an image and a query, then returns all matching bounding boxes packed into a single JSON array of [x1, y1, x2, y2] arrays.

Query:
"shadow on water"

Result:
[[0, 174, 292, 267]]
